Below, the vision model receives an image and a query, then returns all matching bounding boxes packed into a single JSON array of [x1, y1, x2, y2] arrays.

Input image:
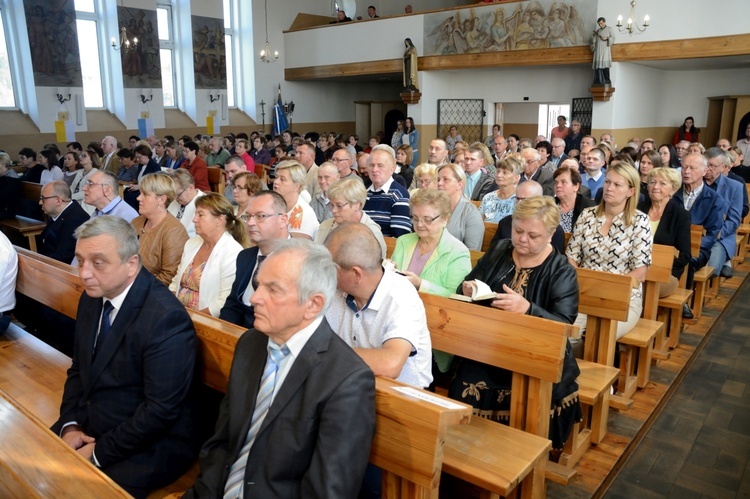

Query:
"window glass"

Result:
[[76, 19, 103, 108], [160, 48, 174, 107], [0, 10, 15, 107], [74, 0, 95, 13]]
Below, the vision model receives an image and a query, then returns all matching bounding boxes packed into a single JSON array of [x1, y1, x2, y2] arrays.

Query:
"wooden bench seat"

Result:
[[11, 247, 473, 499], [207, 166, 225, 195]]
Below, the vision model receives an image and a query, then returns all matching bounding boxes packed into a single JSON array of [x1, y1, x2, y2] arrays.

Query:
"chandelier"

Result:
[[112, 26, 138, 53], [259, 0, 279, 63], [616, 0, 650, 36]]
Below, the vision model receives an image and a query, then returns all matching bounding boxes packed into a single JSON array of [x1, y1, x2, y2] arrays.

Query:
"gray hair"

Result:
[[324, 222, 382, 272], [97, 170, 120, 192], [0, 152, 10, 167], [267, 239, 337, 315], [74, 216, 140, 263], [704, 147, 731, 168], [372, 144, 396, 161]]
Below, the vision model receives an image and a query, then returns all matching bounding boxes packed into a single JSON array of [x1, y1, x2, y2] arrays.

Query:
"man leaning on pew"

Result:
[[52, 216, 198, 498], [185, 239, 376, 498], [324, 222, 433, 389]]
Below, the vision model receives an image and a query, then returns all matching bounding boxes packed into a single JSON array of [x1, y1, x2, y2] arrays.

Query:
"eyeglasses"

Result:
[[232, 184, 247, 191], [330, 202, 350, 211], [411, 214, 440, 226], [39, 195, 59, 201], [245, 212, 283, 222], [330, 157, 350, 164], [83, 180, 109, 188]]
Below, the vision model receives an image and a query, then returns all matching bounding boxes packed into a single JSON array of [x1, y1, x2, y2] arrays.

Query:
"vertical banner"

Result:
[[54, 120, 75, 142], [206, 114, 220, 135], [137, 118, 154, 138]]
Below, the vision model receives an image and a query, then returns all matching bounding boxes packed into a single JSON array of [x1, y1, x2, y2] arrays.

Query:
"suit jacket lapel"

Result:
[[87, 269, 147, 390], [256, 322, 330, 436]]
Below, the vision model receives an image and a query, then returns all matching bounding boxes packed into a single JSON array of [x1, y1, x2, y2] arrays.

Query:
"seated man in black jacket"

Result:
[[219, 191, 290, 328], [38, 181, 90, 264]]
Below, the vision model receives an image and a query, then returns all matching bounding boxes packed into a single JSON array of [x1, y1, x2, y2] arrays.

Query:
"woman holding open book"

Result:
[[448, 196, 582, 455], [391, 189, 471, 378]]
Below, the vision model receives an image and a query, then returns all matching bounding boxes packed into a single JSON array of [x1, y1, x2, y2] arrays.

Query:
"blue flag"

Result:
[[272, 85, 288, 136]]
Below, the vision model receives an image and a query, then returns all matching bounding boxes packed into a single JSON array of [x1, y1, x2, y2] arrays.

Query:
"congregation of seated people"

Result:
[[1, 122, 748, 497]]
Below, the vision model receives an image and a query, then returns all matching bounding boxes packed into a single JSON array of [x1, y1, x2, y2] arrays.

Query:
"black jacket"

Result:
[[637, 196, 691, 279], [0, 174, 21, 220], [557, 193, 596, 231]]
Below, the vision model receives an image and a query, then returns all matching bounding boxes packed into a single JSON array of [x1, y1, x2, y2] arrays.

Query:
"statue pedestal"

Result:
[[400, 90, 422, 105], [589, 85, 615, 102]]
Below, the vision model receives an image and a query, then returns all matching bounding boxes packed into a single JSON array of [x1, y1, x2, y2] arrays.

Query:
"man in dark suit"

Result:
[[52, 216, 198, 498], [38, 181, 90, 264], [518, 148, 554, 196], [186, 239, 375, 498], [220, 191, 290, 329], [550, 138, 568, 169]]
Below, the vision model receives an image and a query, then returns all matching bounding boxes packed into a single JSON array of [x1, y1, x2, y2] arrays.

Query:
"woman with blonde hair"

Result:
[[451, 196, 582, 452], [132, 172, 190, 286], [170, 193, 249, 317], [567, 162, 652, 339], [273, 160, 319, 239], [167, 168, 206, 238], [637, 167, 691, 298], [436, 163, 484, 250], [410, 163, 438, 195], [314, 177, 386, 257]]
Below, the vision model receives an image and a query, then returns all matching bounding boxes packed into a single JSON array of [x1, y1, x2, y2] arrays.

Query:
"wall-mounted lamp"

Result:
[[140, 94, 153, 104], [57, 93, 71, 105], [209, 94, 221, 103]]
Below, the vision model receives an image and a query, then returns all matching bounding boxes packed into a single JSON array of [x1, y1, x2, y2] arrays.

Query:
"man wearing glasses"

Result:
[[330, 148, 362, 182], [38, 180, 90, 264], [83, 170, 138, 222], [220, 191, 290, 329]]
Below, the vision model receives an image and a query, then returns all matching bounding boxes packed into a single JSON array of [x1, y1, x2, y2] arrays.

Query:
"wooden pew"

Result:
[[688, 225, 715, 319], [559, 269, 627, 467], [421, 292, 576, 495], [481, 221, 498, 252], [11, 247, 473, 499], [207, 167, 225, 195], [0, 182, 46, 251], [0, 388, 131, 498]]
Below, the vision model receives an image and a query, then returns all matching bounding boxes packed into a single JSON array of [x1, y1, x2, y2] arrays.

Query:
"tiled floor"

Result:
[[605, 277, 750, 498]]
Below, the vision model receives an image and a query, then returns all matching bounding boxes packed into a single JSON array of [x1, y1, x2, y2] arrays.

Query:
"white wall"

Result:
[[411, 66, 591, 125]]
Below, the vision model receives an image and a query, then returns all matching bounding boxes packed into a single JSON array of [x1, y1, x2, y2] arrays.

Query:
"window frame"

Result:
[[0, 7, 17, 109], [157, 1, 178, 109], [75, 3, 105, 110]]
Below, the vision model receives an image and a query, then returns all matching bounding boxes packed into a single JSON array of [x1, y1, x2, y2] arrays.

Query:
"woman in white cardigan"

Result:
[[170, 192, 250, 317]]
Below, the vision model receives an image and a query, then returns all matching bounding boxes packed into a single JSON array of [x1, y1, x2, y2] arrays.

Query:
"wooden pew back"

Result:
[[642, 244, 676, 320], [420, 292, 571, 437], [575, 268, 633, 366], [481, 221, 497, 252], [207, 167, 225, 195]]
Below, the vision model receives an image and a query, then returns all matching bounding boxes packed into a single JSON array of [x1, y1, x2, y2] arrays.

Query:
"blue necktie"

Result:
[[223, 344, 291, 498], [93, 300, 114, 357]]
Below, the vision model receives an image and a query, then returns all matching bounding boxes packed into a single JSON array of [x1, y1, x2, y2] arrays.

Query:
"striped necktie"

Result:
[[223, 344, 290, 498]]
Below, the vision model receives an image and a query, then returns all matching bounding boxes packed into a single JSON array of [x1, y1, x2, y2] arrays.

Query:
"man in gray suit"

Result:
[[186, 239, 375, 498]]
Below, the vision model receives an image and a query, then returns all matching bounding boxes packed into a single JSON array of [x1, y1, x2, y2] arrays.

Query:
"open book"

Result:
[[450, 280, 497, 303]]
